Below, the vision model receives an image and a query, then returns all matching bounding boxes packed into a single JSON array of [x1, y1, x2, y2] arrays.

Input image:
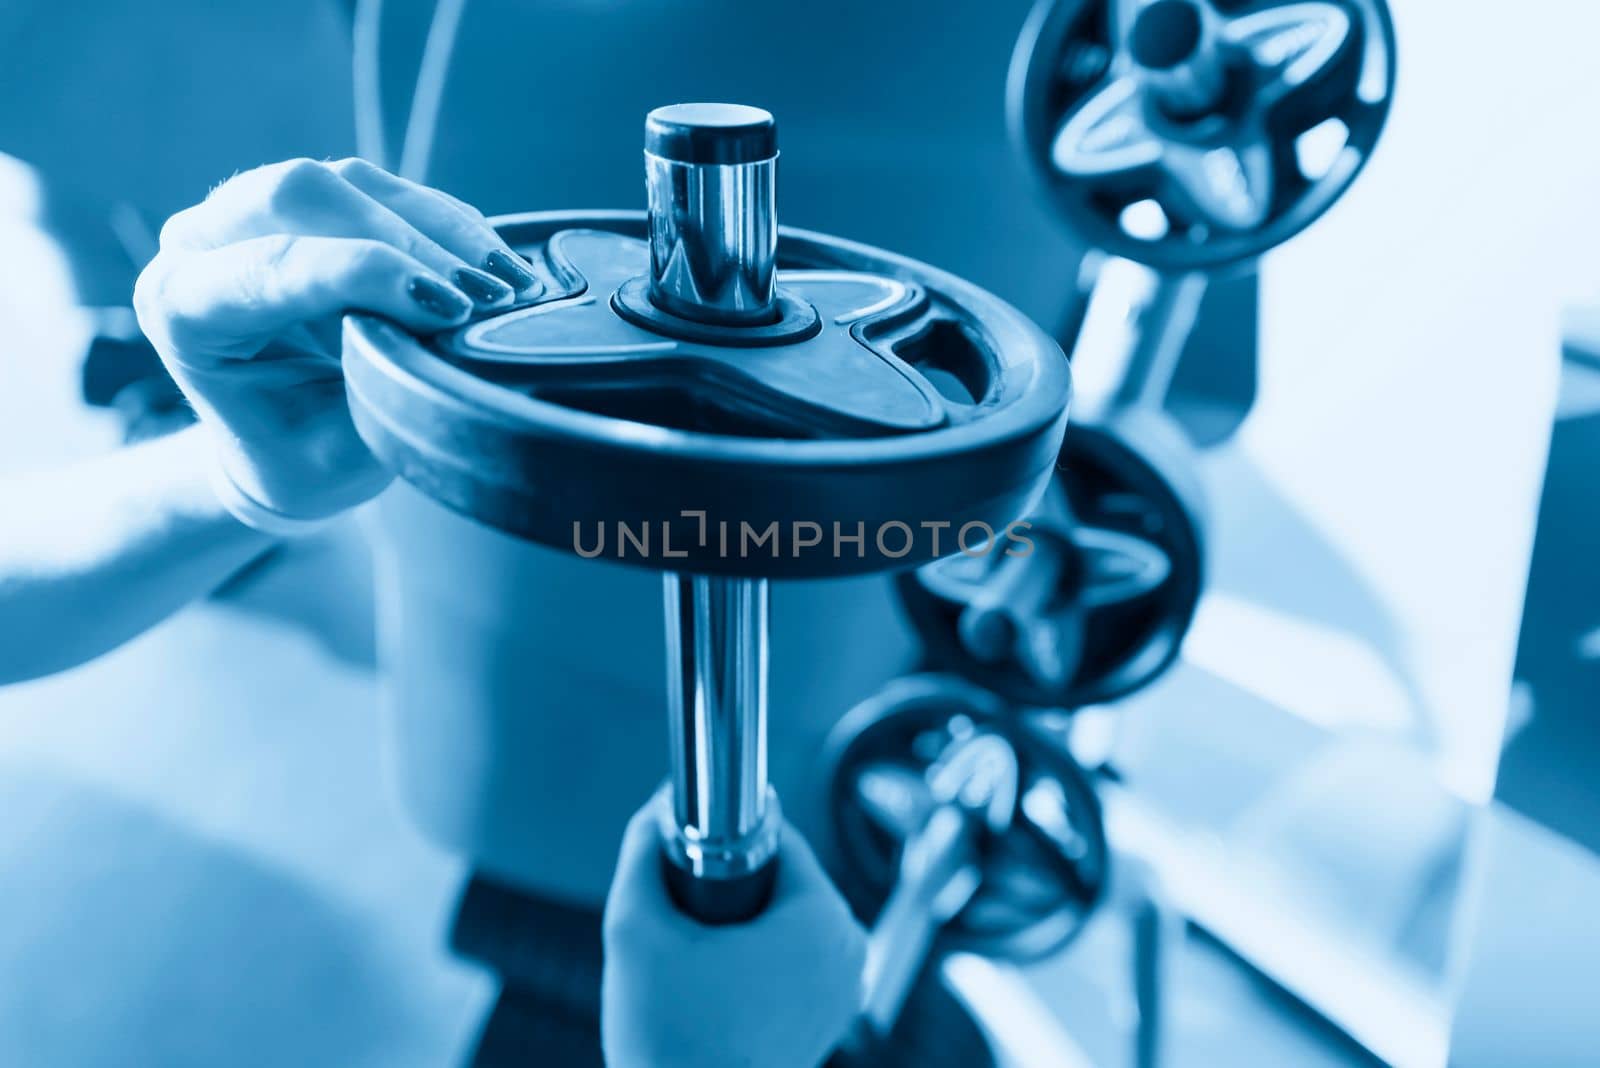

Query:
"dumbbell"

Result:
[[902, 0, 1397, 710], [1012, 0, 1396, 274], [342, 104, 1071, 922], [824, 675, 1109, 1066]]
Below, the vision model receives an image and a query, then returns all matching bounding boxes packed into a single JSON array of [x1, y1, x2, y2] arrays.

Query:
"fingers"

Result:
[[160, 158, 524, 307], [329, 158, 539, 292], [604, 786, 859, 947], [610, 792, 672, 911], [772, 826, 868, 1024], [602, 793, 866, 1068], [137, 234, 474, 366], [129, 157, 517, 523], [773, 822, 867, 988], [603, 790, 685, 947]]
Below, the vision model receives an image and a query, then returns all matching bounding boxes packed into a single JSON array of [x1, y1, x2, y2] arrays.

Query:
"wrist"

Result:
[[206, 452, 344, 538], [154, 426, 334, 539]]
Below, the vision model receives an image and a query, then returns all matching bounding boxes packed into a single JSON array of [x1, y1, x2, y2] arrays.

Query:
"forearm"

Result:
[[0, 426, 275, 683]]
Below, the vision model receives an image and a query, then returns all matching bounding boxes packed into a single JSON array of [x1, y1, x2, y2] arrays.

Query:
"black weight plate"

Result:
[[824, 675, 1109, 962], [901, 407, 1205, 708], [1009, 0, 1396, 273], [343, 212, 1070, 579]]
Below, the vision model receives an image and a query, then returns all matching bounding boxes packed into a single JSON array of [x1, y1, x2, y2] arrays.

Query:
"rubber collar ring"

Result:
[[611, 275, 822, 348]]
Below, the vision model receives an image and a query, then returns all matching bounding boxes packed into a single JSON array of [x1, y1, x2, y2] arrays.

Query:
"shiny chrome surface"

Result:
[[645, 152, 778, 325], [662, 574, 780, 879], [646, 107, 786, 904]]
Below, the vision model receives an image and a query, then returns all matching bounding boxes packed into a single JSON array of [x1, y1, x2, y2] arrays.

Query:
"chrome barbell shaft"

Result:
[[648, 104, 785, 923]]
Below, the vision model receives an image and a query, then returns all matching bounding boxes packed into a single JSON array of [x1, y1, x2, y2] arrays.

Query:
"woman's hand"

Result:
[[602, 793, 867, 1068], [133, 157, 537, 521]]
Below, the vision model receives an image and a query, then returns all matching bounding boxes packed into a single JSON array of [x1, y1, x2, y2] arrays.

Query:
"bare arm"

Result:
[[0, 157, 531, 685], [0, 426, 272, 684]]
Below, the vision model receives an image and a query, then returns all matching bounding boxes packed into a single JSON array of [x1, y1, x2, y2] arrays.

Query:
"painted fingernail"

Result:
[[451, 266, 514, 306], [407, 276, 472, 321], [482, 249, 539, 291]]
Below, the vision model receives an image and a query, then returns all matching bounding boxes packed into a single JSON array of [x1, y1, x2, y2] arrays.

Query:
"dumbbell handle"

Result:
[[825, 801, 982, 1067], [861, 803, 981, 1033], [1071, 266, 1206, 423]]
